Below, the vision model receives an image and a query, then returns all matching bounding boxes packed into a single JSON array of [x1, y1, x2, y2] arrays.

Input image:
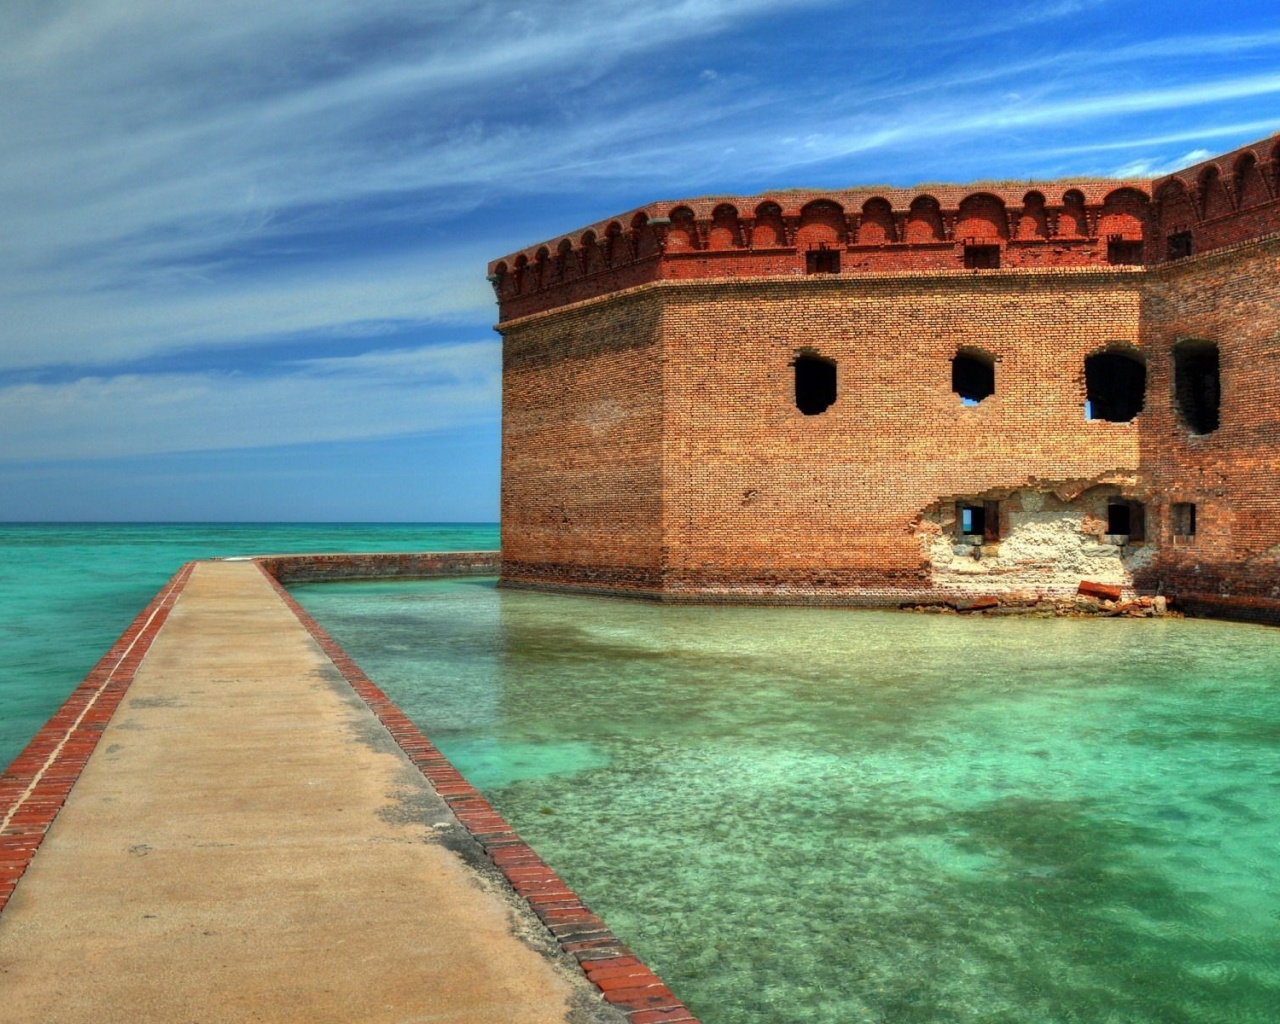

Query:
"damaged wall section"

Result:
[[919, 484, 1155, 597]]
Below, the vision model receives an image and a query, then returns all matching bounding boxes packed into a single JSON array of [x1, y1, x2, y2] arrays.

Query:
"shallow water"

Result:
[[293, 577, 1280, 1024], [0, 523, 497, 767]]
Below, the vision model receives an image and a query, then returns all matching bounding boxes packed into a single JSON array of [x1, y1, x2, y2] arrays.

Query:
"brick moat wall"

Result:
[[257, 551, 500, 583]]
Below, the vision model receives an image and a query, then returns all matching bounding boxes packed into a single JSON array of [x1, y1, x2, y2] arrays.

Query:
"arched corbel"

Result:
[[1221, 179, 1240, 213], [642, 217, 671, 255], [1085, 206, 1100, 238], [1186, 186, 1205, 223], [1261, 159, 1279, 200]]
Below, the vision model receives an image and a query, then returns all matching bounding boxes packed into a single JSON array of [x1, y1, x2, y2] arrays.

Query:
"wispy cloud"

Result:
[[3, 243, 495, 370], [0, 340, 500, 460], [1111, 150, 1214, 178]]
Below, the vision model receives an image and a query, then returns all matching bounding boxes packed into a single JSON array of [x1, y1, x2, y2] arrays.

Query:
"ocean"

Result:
[[5, 523, 1279, 1021], [0, 522, 498, 768]]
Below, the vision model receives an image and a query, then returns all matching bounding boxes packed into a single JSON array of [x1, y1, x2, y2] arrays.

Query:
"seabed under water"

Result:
[[294, 576, 1280, 1024]]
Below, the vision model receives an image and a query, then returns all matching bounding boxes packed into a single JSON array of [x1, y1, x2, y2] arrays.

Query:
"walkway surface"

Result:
[[0, 560, 621, 1024]]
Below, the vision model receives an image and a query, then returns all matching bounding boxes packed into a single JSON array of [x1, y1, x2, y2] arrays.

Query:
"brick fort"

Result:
[[488, 132, 1280, 621]]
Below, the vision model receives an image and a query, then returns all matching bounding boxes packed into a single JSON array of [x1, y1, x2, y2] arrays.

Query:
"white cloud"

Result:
[[0, 340, 500, 460], [752, 68, 1280, 179], [2, 244, 495, 370], [1111, 149, 1214, 179]]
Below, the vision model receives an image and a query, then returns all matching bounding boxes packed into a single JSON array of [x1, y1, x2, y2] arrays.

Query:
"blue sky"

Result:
[[2, 0, 1279, 521]]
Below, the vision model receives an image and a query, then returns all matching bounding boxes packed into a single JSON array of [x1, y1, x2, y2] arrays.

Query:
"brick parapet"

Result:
[[1149, 133, 1280, 264], [494, 226, 1156, 322], [491, 131, 1280, 321]]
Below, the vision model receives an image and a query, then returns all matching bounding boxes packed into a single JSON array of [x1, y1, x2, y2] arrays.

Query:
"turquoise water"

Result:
[[293, 577, 1280, 1024], [0, 523, 497, 767]]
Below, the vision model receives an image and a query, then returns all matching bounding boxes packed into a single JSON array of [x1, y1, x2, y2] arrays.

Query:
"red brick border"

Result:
[[0, 562, 195, 916], [257, 562, 702, 1024]]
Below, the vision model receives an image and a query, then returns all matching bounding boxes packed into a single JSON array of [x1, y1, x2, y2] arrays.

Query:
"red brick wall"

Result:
[[1138, 236, 1280, 602], [500, 292, 666, 593], [492, 131, 1280, 616], [658, 270, 1145, 599], [495, 269, 1162, 601], [496, 253, 1280, 612], [491, 182, 1158, 321], [1151, 138, 1280, 263]]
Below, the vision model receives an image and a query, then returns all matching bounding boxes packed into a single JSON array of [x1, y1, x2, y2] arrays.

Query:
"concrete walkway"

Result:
[[0, 561, 620, 1024]]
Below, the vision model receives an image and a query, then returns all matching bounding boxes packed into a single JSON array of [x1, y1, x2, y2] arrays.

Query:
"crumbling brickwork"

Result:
[[491, 133, 1280, 619]]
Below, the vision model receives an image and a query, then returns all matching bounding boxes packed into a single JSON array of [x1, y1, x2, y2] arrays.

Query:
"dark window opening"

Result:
[[806, 246, 841, 274], [793, 354, 837, 415], [1172, 502, 1197, 537], [1108, 239, 1144, 265], [964, 244, 1001, 269], [1107, 500, 1146, 541], [1085, 351, 1146, 422], [952, 351, 995, 405], [1167, 231, 1193, 260], [1174, 341, 1220, 434], [957, 501, 1000, 542]]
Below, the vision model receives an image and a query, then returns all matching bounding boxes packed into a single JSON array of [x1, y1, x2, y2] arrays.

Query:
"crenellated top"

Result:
[[1148, 133, 1280, 255], [490, 131, 1280, 322]]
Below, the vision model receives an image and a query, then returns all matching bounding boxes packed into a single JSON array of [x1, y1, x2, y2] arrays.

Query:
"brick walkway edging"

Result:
[[257, 563, 702, 1024], [0, 562, 196, 916]]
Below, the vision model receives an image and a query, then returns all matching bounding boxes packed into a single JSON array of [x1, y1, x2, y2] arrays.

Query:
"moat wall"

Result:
[[256, 550, 500, 583]]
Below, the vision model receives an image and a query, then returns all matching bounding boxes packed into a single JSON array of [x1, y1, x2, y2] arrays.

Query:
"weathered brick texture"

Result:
[[501, 294, 665, 594], [492, 132, 1280, 618]]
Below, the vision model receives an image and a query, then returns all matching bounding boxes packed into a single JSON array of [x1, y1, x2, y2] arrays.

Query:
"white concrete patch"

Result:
[[921, 487, 1154, 596]]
